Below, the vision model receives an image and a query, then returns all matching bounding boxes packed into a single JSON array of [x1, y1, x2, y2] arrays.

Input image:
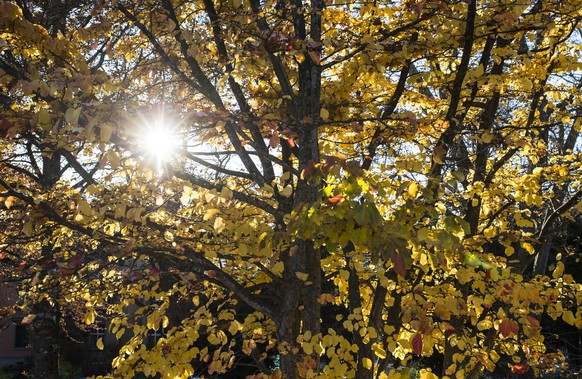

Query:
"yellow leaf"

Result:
[[505, 246, 514, 256], [65, 107, 82, 125], [295, 272, 309, 281], [78, 200, 92, 217], [477, 319, 492, 331], [272, 262, 284, 275], [203, 208, 220, 221], [407, 182, 419, 198], [362, 358, 372, 370], [317, 293, 335, 304], [372, 343, 387, 359], [83, 310, 95, 325], [229, 320, 243, 335], [22, 222, 33, 236], [100, 123, 113, 142], [280, 185, 293, 197], [214, 217, 225, 233], [417, 227, 429, 242], [303, 341, 313, 355], [482, 131, 494, 143], [338, 270, 350, 280], [420, 369, 438, 379], [521, 242, 535, 255], [519, 77, 533, 91], [483, 227, 496, 238], [114, 203, 126, 218], [490, 350, 500, 363], [320, 108, 330, 120], [96, 338, 104, 350], [552, 261, 564, 279], [562, 310, 576, 326], [4, 196, 15, 209], [220, 186, 233, 199]]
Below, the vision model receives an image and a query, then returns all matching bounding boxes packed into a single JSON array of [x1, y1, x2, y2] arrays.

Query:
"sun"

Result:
[[138, 113, 182, 169]]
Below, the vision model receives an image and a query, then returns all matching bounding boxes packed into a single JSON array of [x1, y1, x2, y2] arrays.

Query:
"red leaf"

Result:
[[68, 254, 84, 268], [413, 0, 426, 15], [393, 254, 406, 278], [346, 160, 362, 177], [512, 363, 529, 374], [328, 193, 344, 205], [509, 320, 519, 334], [411, 333, 422, 355], [308, 51, 320, 65], [499, 320, 511, 337], [301, 160, 316, 179], [499, 319, 519, 338], [526, 315, 540, 328], [444, 327, 457, 335], [269, 132, 280, 148], [321, 156, 338, 176], [18, 261, 27, 274]]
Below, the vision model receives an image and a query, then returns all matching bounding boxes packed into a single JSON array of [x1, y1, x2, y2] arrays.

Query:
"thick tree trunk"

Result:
[[30, 299, 59, 379], [29, 154, 62, 379], [276, 312, 301, 379]]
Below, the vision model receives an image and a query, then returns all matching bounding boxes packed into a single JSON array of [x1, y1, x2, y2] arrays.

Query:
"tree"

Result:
[[1, 0, 582, 378], [0, 1, 108, 377]]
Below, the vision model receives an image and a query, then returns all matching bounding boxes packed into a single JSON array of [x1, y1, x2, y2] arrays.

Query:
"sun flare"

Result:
[[138, 113, 182, 169]]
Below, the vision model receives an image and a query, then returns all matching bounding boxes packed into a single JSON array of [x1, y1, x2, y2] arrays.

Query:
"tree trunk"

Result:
[[30, 299, 59, 379], [29, 154, 62, 379]]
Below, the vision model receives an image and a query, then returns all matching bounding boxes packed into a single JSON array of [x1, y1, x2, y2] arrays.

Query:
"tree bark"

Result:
[[29, 154, 62, 379], [30, 299, 59, 379]]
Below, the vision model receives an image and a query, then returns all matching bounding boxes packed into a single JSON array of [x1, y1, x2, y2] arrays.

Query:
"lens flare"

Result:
[[138, 113, 181, 170]]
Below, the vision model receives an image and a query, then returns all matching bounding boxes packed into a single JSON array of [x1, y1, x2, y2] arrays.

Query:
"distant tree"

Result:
[[1, 0, 582, 378]]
